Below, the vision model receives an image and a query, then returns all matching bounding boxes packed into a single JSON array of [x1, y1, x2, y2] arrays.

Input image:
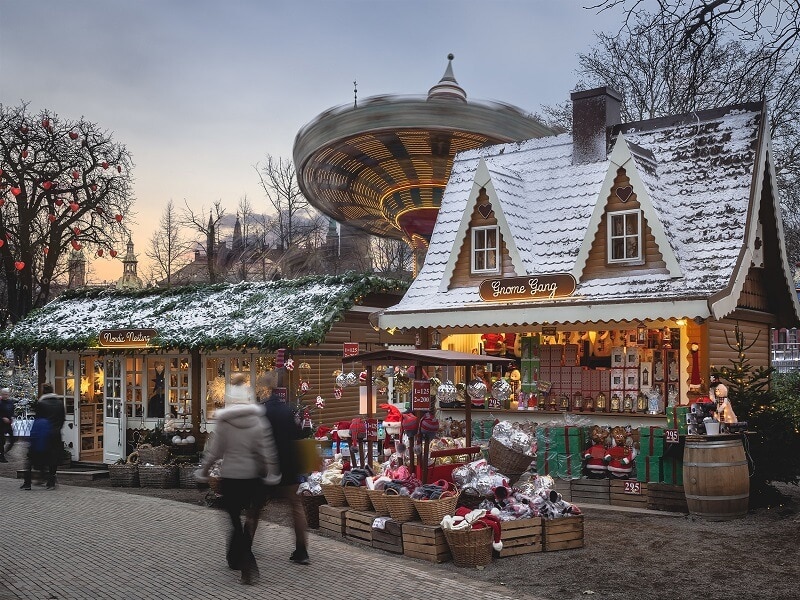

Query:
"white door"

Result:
[[103, 357, 125, 464], [49, 355, 79, 460]]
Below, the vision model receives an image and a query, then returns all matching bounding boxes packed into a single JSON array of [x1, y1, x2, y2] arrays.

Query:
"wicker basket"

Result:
[[488, 438, 533, 482], [365, 489, 389, 516], [178, 465, 199, 488], [136, 444, 171, 465], [342, 485, 372, 511], [444, 526, 494, 567], [108, 464, 139, 487], [300, 494, 327, 529], [321, 483, 348, 507], [383, 491, 419, 522], [457, 488, 487, 510], [413, 492, 460, 526], [138, 464, 178, 488]]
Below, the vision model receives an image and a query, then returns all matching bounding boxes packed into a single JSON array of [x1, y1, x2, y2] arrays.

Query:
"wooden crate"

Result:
[[571, 478, 610, 505], [497, 517, 543, 557], [543, 514, 584, 551], [345, 510, 376, 545], [318, 504, 348, 538], [647, 483, 688, 513], [553, 478, 573, 502], [610, 480, 649, 508], [371, 519, 403, 554], [402, 522, 451, 563]]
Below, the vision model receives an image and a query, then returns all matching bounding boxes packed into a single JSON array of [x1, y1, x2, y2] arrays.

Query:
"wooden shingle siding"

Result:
[[737, 266, 770, 311], [581, 168, 668, 280], [707, 316, 771, 374]]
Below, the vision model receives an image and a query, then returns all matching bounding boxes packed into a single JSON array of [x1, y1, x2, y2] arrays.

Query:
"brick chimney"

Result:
[[571, 86, 622, 164]]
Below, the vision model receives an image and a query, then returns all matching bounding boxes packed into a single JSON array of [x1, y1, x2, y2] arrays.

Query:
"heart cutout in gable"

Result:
[[478, 203, 493, 219], [615, 186, 633, 202]]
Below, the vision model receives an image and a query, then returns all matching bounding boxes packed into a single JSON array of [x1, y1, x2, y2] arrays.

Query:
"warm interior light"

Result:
[[675, 319, 687, 326], [588, 331, 597, 344]]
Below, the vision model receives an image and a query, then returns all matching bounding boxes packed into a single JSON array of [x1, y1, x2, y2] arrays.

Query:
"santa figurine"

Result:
[[605, 426, 636, 479], [714, 383, 738, 424], [481, 332, 505, 356], [583, 425, 610, 478]]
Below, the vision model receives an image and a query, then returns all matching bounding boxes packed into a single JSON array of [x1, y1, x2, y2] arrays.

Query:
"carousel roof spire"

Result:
[[427, 53, 467, 103]]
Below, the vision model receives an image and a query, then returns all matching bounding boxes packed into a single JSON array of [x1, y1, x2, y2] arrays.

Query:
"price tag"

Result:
[[366, 418, 378, 442], [665, 429, 680, 444], [487, 396, 502, 410], [342, 342, 360, 359], [623, 481, 642, 495], [412, 380, 431, 411]]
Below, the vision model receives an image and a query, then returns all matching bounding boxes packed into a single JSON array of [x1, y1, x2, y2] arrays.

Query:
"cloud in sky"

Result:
[[0, 0, 620, 282]]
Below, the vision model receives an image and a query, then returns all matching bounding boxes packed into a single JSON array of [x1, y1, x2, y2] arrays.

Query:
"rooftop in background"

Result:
[[293, 54, 557, 248]]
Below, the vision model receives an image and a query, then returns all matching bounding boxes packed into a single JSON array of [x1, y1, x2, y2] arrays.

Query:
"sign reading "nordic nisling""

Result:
[[97, 328, 158, 348], [478, 274, 577, 302]]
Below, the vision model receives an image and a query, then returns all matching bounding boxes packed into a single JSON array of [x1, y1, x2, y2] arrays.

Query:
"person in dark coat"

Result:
[[252, 390, 310, 565], [21, 383, 65, 490], [0, 387, 15, 462]]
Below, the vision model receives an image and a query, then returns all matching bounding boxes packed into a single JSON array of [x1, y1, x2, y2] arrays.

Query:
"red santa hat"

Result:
[[453, 507, 503, 551]]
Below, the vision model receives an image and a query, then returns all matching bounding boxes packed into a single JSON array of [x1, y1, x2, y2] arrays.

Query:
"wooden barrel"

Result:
[[683, 434, 749, 520]]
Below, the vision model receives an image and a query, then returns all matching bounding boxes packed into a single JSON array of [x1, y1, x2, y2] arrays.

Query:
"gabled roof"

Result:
[[381, 102, 800, 329], [1, 273, 409, 352]]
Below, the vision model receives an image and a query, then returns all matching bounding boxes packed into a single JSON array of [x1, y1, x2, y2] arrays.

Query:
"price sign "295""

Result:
[[623, 481, 642, 495], [665, 429, 680, 444]]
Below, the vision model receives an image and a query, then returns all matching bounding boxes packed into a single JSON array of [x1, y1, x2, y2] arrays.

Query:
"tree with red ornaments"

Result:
[[0, 102, 133, 325]]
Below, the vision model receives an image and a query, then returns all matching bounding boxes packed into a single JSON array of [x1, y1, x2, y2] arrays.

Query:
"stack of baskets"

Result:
[[136, 444, 171, 466], [488, 437, 533, 484], [108, 463, 139, 487], [342, 485, 372, 511], [321, 483, 347, 507], [139, 464, 178, 488], [300, 493, 327, 529], [365, 489, 389, 516], [177, 464, 199, 488], [444, 526, 494, 568], [413, 490, 460, 526]]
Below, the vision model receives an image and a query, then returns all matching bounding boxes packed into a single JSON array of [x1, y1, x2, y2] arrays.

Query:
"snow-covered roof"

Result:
[[1, 273, 409, 351], [381, 102, 800, 329]]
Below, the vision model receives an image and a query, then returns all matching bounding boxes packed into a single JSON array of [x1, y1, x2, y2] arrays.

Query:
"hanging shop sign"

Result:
[[97, 328, 158, 348], [412, 380, 431, 411], [479, 274, 577, 303]]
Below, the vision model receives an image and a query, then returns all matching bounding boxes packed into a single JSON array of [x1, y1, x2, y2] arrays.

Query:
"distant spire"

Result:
[[354, 80, 358, 108], [233, 214, 243, 252], [427, 53, 467, 103]]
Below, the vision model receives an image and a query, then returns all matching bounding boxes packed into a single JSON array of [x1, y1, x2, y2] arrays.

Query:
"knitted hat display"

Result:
[[419, 412, 440, 438], [401, 412, 419, 436]]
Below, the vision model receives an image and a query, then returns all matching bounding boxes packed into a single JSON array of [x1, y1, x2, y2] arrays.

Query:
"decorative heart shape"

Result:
[[69, 202, 79, 212], [55, 198, 64, 207], [90, 184, 97, 192], [115, 214, 123, 222], [69, 131, 79, 140], [72, 170, 80, 180], [96, 248, 104, 257], [73, 227, 81, 236], [71, 240, 81, 250], [48, 213, 56, 222], [109, 249, 117, 258], [615, 186, 633, 202], [43, 247, 49, 255], [10, 187, 21, 196], [102, 162, 109, 169], [14, 261, 24, 271], [42, 181, 53, 190], [478, 203, 493, 219], [21, 150, 28, 159], [0, 239, 4, 248]]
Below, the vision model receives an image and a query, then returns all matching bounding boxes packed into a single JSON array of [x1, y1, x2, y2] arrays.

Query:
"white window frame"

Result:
[[607, 209, 642, 264], [471, 225, 500, 274]]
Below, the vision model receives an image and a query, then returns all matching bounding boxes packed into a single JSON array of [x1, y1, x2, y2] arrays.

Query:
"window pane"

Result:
[[612, 239, 624, 260], [474, 230, 486, 250], [612, 215, 624, 236], [486, 228, 497, 247], [475, 252, 485, 270], [626, 215, 638, 235], [487, 249, 497, 270], [627, 237, 639, 259]]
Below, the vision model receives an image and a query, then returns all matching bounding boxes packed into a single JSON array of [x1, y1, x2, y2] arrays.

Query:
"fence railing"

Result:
[[772, 342, 800, 373]]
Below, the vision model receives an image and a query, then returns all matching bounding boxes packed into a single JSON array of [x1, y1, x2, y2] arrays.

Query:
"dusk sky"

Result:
[[0, 1, 622, 282]]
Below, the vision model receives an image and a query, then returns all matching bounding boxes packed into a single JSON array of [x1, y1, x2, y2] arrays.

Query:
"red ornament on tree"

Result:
[[43, 247, 49, 255], [96, 207, 104, 214], [41, 118, 50, 129], [48, 213, 56, 222], [21, 150, 28, 159], [69, 131, 79, 140], [102, 162, 109, 169], [10, 187, 21, 196], [0, 239, 4, 248], [116, 165, 122, 173], [69, 202, 79, 212], [42, 181, 53, 190], [54, 198, 63, 207], [90, 184, 98, 192], [71, 240, 81, 251], [73, 227, 81, 236], [14, 261, 25, 270], [109, 249, 117, 257], [0, 199, 4, 207], [96, 248, 104, 257], [115, 214, 123, 222], [72, 171, 80, 180]]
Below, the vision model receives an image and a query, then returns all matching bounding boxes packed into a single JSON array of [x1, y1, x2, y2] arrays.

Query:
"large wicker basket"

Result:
[[383, 491, 419, 522], [139, 464, 178, 488], [488, 438, 533, 482], [321, 483, 348, 507], [300, 494, 327, 529], [342, 485, 372, 511], [136, 444, 171, 465], [444, 526, 494, 567], [108, 463, 139, 487], [413, 492, 460, 526], [178, 465, 199, 488], [365, 489, 389, 516]]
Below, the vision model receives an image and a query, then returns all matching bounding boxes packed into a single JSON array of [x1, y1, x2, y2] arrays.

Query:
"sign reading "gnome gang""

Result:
[[479, 274, 577, 302], [97, 328, 158, 348]]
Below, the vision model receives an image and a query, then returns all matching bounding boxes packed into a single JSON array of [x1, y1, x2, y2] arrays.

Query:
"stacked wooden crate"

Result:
[[402, 522, 451, 563], [318, 505, 348, 538], [497, 517, 543, 557], [543, 515, 584, 551], [371, 519, 403, 554]]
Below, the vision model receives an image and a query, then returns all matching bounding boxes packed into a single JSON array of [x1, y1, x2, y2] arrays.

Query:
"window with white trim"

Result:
[[471, 226, 499, 274], [607, 210, 642, 263]]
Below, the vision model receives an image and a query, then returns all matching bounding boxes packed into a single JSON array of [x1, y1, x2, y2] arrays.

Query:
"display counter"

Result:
[[438, 407, 666, 429]]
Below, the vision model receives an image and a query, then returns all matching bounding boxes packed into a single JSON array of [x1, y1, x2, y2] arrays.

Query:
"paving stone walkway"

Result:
[[0, 478, 550, 600]]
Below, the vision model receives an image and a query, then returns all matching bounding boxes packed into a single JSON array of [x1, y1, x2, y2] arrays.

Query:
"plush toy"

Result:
[[584, 425, 610, 478], [380, 403, 403, 435], [605, 426, 636, 479], [714, 384, 738, 424]]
